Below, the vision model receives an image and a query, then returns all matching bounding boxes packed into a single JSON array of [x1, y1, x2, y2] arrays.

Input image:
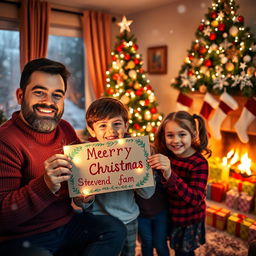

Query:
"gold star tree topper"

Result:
[[118, 16, 133, 33]]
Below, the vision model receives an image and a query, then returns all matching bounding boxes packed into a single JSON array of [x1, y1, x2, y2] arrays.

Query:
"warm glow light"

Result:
[[82, 189, 90, 196], [136, 168, 144, 173], [238, 153, 252, 176], [118, 139, 125, 145]]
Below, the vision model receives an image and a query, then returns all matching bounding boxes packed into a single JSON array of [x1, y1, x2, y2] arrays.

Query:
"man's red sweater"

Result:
[[0, 111, 80, 242]]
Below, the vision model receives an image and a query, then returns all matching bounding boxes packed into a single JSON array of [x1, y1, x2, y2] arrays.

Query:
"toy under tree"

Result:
[[171, 0, 256, 97], [104, 16, 163, 141]]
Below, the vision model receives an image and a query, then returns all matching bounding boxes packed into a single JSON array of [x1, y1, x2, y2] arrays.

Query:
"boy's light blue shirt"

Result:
[[84, 186, 155, 224]]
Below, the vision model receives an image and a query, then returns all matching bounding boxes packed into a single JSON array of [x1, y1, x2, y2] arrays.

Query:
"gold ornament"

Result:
[[144, 111, 152, 121], [229, 26, 238, 37], [199, 84, 207, 93], [133, 82, 141, 90], [226, 45, 239, 60], [200, 66, 208, 74], [221, 56, 228, 64], [211, 20, 219, 27], [247, 66, 255, 76], [152, 113, 159, 120], [120, 95, 130, 105], [128, 70, 137, 80], [117, 16, 133, 33], [225, 62, 234, 72], [192, 58, 203, 67], [125, 60, 135, 70], [146, 124, 152, 132]]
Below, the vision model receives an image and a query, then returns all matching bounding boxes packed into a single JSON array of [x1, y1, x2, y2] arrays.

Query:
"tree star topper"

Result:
[[118, 16, 133, 33]]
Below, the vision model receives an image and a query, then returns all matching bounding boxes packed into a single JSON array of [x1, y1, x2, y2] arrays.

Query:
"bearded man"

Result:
[[0, 58, 126, 256]]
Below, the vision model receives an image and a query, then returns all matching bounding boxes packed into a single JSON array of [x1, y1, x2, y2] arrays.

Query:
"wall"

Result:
[[129, 0, 256, 116]]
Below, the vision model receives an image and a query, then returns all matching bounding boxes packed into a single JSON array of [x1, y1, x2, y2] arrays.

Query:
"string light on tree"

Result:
[[104, 16, 163, 141]]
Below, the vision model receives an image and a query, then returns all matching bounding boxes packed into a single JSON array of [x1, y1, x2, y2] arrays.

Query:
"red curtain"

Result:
[[81, 11, 111, 99], [19, 0, 50, 71]]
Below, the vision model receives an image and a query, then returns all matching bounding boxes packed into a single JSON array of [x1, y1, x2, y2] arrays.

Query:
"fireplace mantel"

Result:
[[189, 92, 256, 136]]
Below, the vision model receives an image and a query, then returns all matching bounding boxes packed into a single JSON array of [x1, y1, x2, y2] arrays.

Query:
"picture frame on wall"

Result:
[[147, 45, 167, 74]]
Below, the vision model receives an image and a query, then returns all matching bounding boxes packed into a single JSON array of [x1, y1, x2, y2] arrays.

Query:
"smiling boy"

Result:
[[75, 97, 155, 256]]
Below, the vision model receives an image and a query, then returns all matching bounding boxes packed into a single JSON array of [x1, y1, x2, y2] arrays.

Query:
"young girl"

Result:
[[148, 111, 211, 256]]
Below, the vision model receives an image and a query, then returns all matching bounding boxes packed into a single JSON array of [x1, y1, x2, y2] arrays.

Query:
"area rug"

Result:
[[136, 226, 248, 256]]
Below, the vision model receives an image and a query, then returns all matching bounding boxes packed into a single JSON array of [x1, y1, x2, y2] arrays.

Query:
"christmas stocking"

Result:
[[199, 92, 219, 120], [234, 97, 256, 143], [208, 92, 238, 140], [176, 92, 193, 111]]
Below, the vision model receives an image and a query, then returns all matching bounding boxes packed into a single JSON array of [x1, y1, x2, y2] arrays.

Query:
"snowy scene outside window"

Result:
[[0, 31, 85, 130]]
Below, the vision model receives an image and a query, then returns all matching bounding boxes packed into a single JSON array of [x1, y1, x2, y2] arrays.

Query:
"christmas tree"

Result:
[[104, 16, 163, 141], [171, 0, 256, 97]]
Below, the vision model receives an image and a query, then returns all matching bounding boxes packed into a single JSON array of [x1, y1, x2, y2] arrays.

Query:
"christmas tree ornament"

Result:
[[229, 26, 238, 37], [209, 32, 217, 40], [120, 94, 130, 105], [247, 66, 255, 76], [199, 84, 207, 93], [198, 24, 204, 31], [211, 20, 219, 27], [234, 97, 256, 143], [208, 92, 238, 140], [144, 111, 152, 121], [243, 55, 251, 63], [237, 15, 244, 22], [117, 16, 133, 33], [225, 62, 234, 72], [128, 70, 137, 79], [199, 92, 219, 120], [176, 92, 193, 111], [218, 23, 225, 31]]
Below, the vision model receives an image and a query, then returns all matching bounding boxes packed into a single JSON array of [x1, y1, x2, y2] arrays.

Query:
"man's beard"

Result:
[[21, 101, 64, 133]]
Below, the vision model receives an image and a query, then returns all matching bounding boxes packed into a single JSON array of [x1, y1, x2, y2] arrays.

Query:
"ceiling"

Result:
[[48, 0, 178, 15]]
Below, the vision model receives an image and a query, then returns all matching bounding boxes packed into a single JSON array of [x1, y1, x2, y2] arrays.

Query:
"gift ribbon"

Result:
[[235, 219, 243, 236]]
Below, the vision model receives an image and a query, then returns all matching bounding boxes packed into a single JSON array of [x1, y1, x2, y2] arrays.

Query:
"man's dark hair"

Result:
[[20, 58, 70, 92]]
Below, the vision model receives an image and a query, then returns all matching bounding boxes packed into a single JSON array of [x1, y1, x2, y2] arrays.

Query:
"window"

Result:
[[48, 35, 85, 130], [0, 29, 20, 118]]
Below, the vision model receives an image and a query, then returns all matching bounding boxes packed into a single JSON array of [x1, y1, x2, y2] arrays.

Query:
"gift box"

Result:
[[225, 189, 240, 209], [229, 178, 242, 192], [206, 206, 230, 230], [209, 161, 230, 182], [238, 192, 253, 213], [242, 181, 256, 197], [248, 224, 256, 244], [210, 182, 227, 202], [227, 213, 254, 240], [240, 217, 255, 240]]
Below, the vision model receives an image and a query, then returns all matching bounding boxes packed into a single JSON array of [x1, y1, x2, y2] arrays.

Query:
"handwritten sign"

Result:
[[63, 136, 154, 197]]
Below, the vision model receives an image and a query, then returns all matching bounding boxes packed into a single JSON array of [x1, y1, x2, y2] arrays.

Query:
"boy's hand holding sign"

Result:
[[64, 136, 154, 197]]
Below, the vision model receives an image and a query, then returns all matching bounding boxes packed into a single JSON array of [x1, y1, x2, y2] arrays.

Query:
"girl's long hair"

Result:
[[154, 111, 211, 158]]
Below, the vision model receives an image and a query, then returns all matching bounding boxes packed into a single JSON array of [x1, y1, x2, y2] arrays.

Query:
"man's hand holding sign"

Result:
[[64, 136, 154, 197]]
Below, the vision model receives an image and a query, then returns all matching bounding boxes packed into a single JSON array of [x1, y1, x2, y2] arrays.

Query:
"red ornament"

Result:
[[134, 58, 140, 65], [211, 11, 218, 19], [106, 88, 114, 95], [145, 84, 152, 91], [238, 15, 244, 22], [124, 54, 131, 60], [135, 88, 144, 96], [133, 123, 141, 130], [198, 24, 204, 31], [204, 59, 212, 67], [188, 55, 194, 61], [199, 46, 207, 54], [218, 23, 225, 31], [144, 99, 150, 106], [140, 68, 145, 73], [187, 70, 193, 76], [150, 107, 157, 114], [112, 55, 117, 61], [152, 127, 157, 133], [209, 32, 217, 41], [133, 44, 138, 50], [112, 73, 119, 80], [116, 46, 122, 52]]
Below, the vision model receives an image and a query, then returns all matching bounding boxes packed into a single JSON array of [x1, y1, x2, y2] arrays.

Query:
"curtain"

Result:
[[19, 0, 50, 70], [81, 11, 112, 100]]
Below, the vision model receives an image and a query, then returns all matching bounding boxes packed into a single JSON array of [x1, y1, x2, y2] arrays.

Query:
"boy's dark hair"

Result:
[[155, 111, 211, 158], [86, 97, 129, 129], [20, 58, 70, 92]]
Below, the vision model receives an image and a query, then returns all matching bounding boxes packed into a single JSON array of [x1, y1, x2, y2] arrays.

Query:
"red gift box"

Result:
[[210, 183, 227, 202]]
